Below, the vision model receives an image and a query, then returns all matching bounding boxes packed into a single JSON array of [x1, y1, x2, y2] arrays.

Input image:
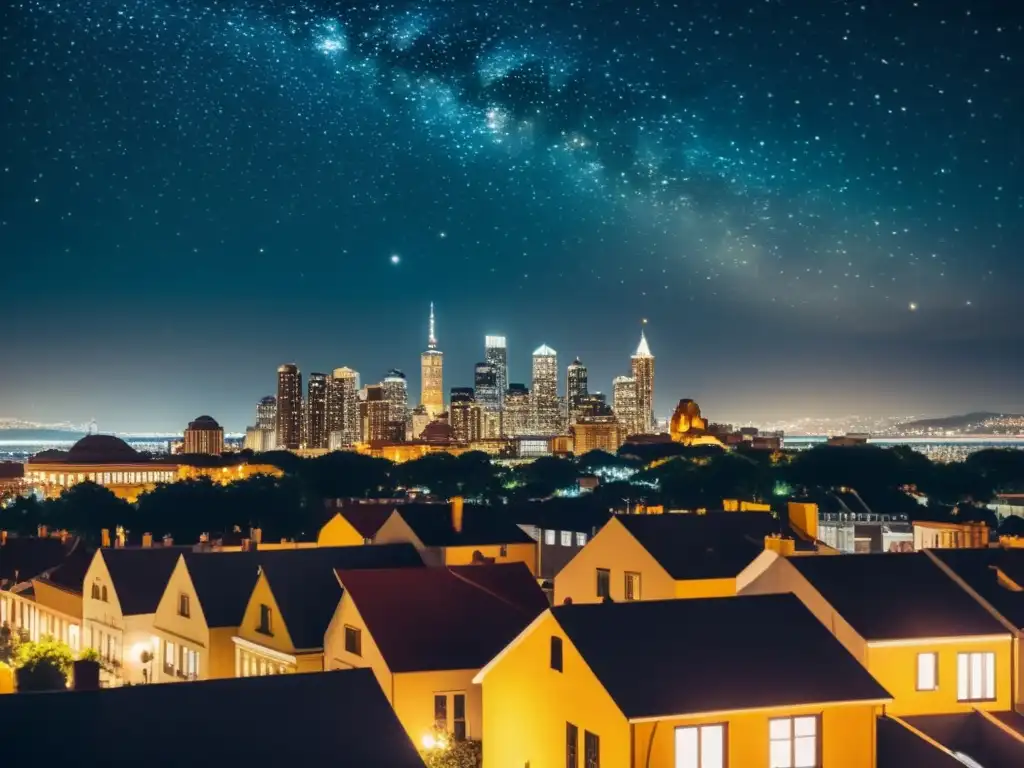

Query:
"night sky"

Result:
[[2, 0, 1022, 432]]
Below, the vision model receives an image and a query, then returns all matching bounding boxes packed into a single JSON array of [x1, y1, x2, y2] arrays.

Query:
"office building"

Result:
[[420, 303, 444, 419], [474, 361, 502, 438], [578, 392, 613, 419], [531, 344, 559, 435], [613, 375, 639, 437], [503, 384, 531, 437], [328, 367, 360, 448], [182, 415, 224, 456], [571, 416, 625, 454], [485, 335, 508, 410], [631, 328, 655, 433], [566, 357, 588, 423], [276, 364, 302, 450], [362, 384, 392, 443], [408, 405, 431, 440], [449, 387, 481, 443], [382, 369, 409, 440], [305, 372, 330, 449], [256, 396, 276, 431]]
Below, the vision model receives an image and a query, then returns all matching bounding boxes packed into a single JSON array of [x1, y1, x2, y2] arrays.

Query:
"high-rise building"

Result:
[[485, 336, 508, 410], [256, 396, 277, 431], [449, 387, 481, 443], [408, 405, 431, 441], [566, 358, 588, 423], [631, 328, 655, 433], [474, 361, 502, 438], [362, 384, 391, 443], [578, 392, 613, 419], [613, 375, 640, 437], [328, 367, 360, 448], [183, 415, 224, 455], [420, 303, 444, 419], [531, 344, 560, 435], [276, 364, 302, 450], [503, 384, 531, 437], [306, 373, 329, 449], [382, 369, 409, 440], [571, 416, 624, 455]]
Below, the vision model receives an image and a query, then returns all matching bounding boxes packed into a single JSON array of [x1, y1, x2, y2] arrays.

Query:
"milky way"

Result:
[[1, 0, 1022, 427]]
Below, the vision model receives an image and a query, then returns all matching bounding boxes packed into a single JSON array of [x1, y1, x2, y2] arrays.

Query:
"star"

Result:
[[390, 254, 401, 265]]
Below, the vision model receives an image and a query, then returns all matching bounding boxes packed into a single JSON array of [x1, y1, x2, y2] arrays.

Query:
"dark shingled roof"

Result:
[[36, 543, 95, 593], [336, 563, 546, 673], [1, 536, 81, 585], [616, 512, 800, 581], [258, 544, 423, 651], [904, 713, 1024, 768], [99, 546, 194, 615], [335, 504, 403, 539], [929, 548, 1024, 629], [876, 717, 965, 768], [181, 551, 262, 628], [0, 669, 425, 767], [393, 505, 535, 547], [552, 594, 890, 719], [789, 552, 1008, 640]]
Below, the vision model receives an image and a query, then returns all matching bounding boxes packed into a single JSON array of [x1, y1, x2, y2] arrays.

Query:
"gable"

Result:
[[82, 551, 125, 623], [373, 511, 424, 549], [154, 556, 209, 645], [237, 572, 297, 654], [317, 514, 367, 547]]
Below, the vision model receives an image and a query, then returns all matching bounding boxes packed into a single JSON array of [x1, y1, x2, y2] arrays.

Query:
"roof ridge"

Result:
[[447, 566, 533, 617]]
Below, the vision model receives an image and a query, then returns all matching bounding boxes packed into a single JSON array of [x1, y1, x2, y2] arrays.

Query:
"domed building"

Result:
[[183, 415, 224, 456]]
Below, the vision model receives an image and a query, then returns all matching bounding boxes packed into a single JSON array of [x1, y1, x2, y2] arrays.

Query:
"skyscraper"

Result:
[[531, 344, 559, 435], [306, 372, 329, 449], [256, 396, 277, 431], [504, 384, 531, 437], [474, 361, 502, 438], [631, 327, 655, 433], [449, 387, 481, 443], [420, 303, 444, 419], [276, 364, 302, 450], [485, 336, 508, 410], [362, 384, 391, 443], [382, 369, 409, 440], [566, 357, 588, 424], [613, 375, 639, 437], [328, 367, 360, 448]]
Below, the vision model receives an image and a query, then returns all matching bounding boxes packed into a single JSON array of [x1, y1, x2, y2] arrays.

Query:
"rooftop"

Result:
[[393, 505, 535, 548], [929, 547, 1024, 629], [634, 329, 653, 358], [99, 546, 195, 615], [532, 344, 556, 357], [0, 535, 81, 586], [186, 415, 221, 431]]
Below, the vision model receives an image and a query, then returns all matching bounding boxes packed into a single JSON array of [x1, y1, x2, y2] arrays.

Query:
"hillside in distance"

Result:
[[0, 428, 87, 442], [897, 412, 1024, 433]]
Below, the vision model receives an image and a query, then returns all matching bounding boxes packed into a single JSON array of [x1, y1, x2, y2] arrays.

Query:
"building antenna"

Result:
[[428, 302, 437, 350]]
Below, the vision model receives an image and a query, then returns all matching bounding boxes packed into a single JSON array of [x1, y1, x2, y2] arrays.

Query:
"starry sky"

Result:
[[2, 0, 1022, 432]]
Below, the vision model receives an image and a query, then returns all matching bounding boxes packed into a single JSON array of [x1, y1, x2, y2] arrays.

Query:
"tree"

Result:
[[47, 482, 133, 540], [419, 733, 482, 768], [13, 635, 73, 692], [0, 494, 46, 535], [998, 515, 1024, 537]]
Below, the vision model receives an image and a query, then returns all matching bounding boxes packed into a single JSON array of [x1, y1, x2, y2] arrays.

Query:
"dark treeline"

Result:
[[3, 445, 1023, 544]]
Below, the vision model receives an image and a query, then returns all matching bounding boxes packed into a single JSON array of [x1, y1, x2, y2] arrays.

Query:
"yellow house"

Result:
[[374, 498, 537, 576], [474, 594, 891, 768], [738, 551, 1014, 716], [554, 512, 809, 606], [317, 504, 398, 547], [233, 544, 423, 677], [324, 563, 549, 747], [82, 546, 189, 685]]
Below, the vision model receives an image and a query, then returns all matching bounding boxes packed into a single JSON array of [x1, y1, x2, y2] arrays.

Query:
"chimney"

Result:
[[199, 532, 209, 544], [241, 538, 251, 552], [142, 532, 153, 548], [451, 496, 465, 533], [101, 528, 111, 548], [163, 535, 174, 547], [38, 524, 48, 538], [72, 659, 101, 691], [115, 526, 126, 548], [1, 530, 7, 546], [252, 527, 263, 545]]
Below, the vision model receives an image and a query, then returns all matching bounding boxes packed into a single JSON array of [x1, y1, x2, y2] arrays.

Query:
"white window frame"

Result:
[[769, 715, 818, 768], [560, 530, 572, 547], [957, 651, 996, 702], [675, 723, 725, 768], [576, 532, 587, 547], [544, 529, 556, 546], [624, 571, 641, 601], [916, 652, 938, 691]]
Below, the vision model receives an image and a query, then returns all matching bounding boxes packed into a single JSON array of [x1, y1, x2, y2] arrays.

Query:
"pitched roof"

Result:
[[616, 513, 796, 580], [509, 501, 611, 534], [181, 551, 262, 628], [0, 536, 78, 585], [0, 669, 425, 767], [552, 594, 890, 719], [99, 546, 193, 615], [876, 717, 965, 768], [258, 544, 423, 650], [928, 548, 1024, 629], [336, 504, 409, 538], [788, 552, 1008, 640], [904, 713, 1024, 768], [337, 563, 546, 673], [393, 505, 535, 547], [35, 543, 95, 594]]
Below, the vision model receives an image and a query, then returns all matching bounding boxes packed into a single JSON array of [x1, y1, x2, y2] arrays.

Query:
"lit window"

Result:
[[576, 532, 587, 547], [560, 531, 572, 547], [550, 635, 563, 672], [624, 572, 641, 601], [674, 723, 725, 768], [344, 625, 362, 656], [544, 529, 556, 545], [769, 716, 818, 768], [164, 641, 176, 676], [596, 568, 610, 600], [958, 652, 996, 702], [917, 652, 937, 691]]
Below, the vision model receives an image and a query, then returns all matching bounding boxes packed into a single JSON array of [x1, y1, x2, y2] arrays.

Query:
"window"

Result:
[[178, 593, 190, 618], [769, 716, 818, 768], [624, 572, 641, 601], [344, 625, 362, 656], [675, 724, 726, 768], [257, 604, 273, 635], [596, 568, 610, 600], [434, 694, 448, 731], [958, 652, 996, 702], [100, 585, 108, 602], [560, 530, 572, 546], [545, 529, 556, 546], [566, 722, 579, 768], [576, 532, 588, 547], [453, 693, 466, 741], [499, 544, 508, 557], [917, 652, 938, 691], [550, 635, 564, 672], [164, 641, 176, 676], [584, 731, 600, 768], [90, 583, 100, 600]]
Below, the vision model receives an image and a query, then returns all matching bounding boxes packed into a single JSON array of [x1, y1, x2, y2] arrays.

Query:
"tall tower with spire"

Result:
[[420, 303, 444, 419], [631, 322, 655, 433]]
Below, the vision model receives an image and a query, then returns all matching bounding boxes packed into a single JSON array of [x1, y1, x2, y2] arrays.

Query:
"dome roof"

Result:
[[187, 415, 222, 430], [64, 434, 141, 463]]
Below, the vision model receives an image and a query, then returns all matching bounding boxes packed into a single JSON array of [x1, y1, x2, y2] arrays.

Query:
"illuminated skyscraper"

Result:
[[449, 387, 481, 443], [306, 372, 329, 449], [613, 375, 639, 437], [382, 369, 409, 440], [183, 415, 224, 456], [420, 303, 444, 419], [504, 384, 531, 437], [531, 344, 559, 435], [631, 327, 655, 433], [328, 367, 360, 448], [256, 396, 277, 431], [485, 336, 507, 410], [474, 361, 502, 438], [362, 384, 391, 443], [276, 364, 302, 450], [566, 358, 588, 423]]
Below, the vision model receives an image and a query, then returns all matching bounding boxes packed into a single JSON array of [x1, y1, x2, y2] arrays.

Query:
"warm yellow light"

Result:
[[420, 733, 448, 751]]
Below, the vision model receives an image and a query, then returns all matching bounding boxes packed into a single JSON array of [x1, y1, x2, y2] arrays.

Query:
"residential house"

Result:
[[554, 512, 811, 606], [233, 544, 423, 677], [899, 711, 1024, 768], [474, 594, 891, 768], [317, 504, 401, 546], [0, 669, 426, 767], [739, 551, 1013, 715], [512, 502, 610, 581], [325, 563, 548, 746], [374, 498, 537, 575]]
